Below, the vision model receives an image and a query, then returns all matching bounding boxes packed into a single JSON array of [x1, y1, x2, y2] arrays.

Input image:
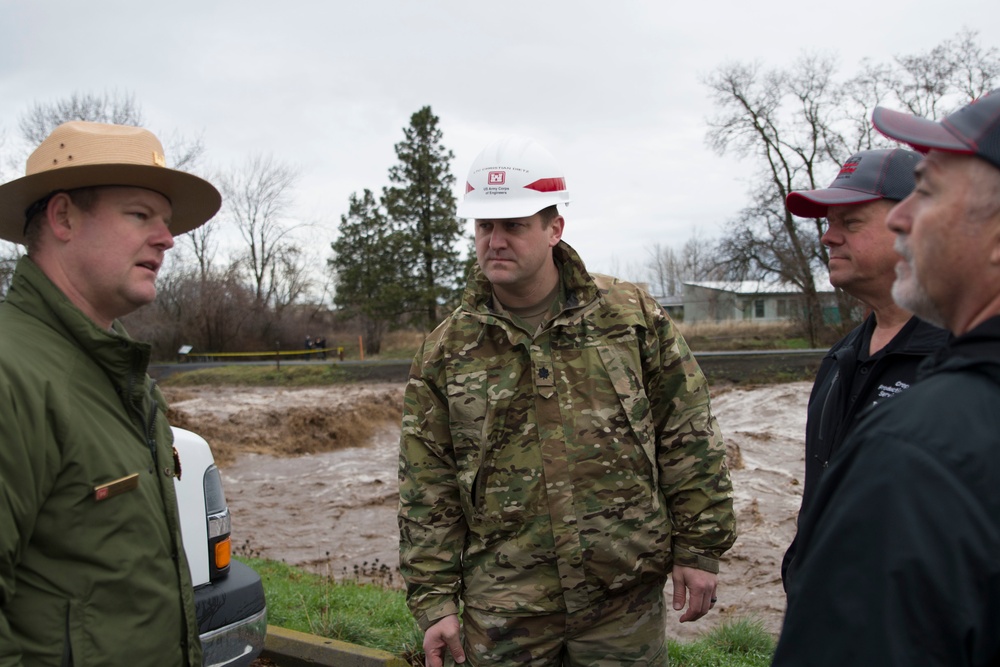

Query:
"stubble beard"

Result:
[[480, 256, 518, 286], [891, 259, 945, 329]]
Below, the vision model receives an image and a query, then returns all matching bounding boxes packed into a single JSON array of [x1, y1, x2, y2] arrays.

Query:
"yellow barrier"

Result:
[[188, 349, 320, 358], [180, 347, 346, 359]]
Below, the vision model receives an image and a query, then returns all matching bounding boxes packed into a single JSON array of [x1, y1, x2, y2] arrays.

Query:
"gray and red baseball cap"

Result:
[[872, 88, 1000, 171], [785, 148, 921, 218]]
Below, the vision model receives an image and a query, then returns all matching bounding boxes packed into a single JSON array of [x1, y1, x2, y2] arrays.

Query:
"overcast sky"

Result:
[[1, 1, 996, 281]]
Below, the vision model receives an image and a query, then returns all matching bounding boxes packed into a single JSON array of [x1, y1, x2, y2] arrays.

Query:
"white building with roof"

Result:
[[681, 278, 838, 324]]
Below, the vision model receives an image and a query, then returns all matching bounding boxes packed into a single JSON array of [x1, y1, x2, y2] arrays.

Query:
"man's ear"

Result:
[[548, 215, 565, 247], [45, 193, 76, 242]]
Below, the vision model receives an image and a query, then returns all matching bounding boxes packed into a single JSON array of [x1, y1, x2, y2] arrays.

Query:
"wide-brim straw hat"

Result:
[[0, 121, 221, 244]]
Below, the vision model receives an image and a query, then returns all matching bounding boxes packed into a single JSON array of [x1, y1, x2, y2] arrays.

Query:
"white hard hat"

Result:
[[456, 135, 571, 219]]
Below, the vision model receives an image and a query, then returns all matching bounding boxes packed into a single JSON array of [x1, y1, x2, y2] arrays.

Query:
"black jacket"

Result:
[[773, 316, 1000, 666], [781, 314, 949, 587]]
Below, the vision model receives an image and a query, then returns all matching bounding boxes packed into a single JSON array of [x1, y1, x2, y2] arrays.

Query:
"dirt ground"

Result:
[[163, 380, 809, 641]]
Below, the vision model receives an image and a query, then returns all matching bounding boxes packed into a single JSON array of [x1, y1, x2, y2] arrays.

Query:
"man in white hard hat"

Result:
[[780, 148, 949, 590], [398, 136, 736, 666], [0, 121, 220, 666], [774, 90, 1000, 664]]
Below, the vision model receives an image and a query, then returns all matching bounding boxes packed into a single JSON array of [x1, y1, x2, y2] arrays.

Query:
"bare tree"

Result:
[[704, 54, 839, 344], [183, 218, 220, 285], [268, 244, 314, 315], [646, 234, 728, 298], [843, 28, 999, 153], [126, 259, 257, 358], [156, 129, 205, 173], [681, 233, 725, 282], [881, 28, 998, 118], [216, 153, 301, 306], [15, 90, 205, 174], [647, 243, 680, 298], [703, 29, 999, 345], [19, 91, 144, 145]]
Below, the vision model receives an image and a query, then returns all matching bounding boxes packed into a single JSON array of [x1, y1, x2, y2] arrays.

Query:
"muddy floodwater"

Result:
[[223, 425, 401, 583], [165, 381, 809, 641]]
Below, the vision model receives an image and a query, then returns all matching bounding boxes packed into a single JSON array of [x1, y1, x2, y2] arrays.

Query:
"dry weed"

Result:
[[679, 320, 799, 342]]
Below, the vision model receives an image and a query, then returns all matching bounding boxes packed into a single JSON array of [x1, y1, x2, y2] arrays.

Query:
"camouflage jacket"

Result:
[[398, 242, 736, 630]]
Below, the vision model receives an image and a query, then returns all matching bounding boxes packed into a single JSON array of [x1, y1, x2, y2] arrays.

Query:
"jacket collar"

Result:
[[829, 313, 950, 362], [461, 240, 599, 317], [920, 315, 1000, 379], [5, 256, 151, 389]]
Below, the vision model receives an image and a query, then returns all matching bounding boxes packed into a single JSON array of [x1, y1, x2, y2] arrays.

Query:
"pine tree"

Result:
[[383, 106, 465, 330], [329, 190, 409, 354]]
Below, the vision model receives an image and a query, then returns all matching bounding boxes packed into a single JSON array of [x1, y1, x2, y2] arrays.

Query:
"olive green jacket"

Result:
[[0, 257, 201, 666], [398, 242, 736, 630]]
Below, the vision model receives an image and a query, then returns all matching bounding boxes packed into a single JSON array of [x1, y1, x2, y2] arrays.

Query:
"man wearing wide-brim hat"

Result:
[[0, 121, 220, 666]]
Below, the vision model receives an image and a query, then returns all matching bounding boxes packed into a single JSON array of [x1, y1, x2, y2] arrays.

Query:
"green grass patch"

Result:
[[241, 555, 775, 665], [669, 617, 776, 666], [781, 337, 811, 350], [163, 364, 353, 387], [239, 556, 423, 657]]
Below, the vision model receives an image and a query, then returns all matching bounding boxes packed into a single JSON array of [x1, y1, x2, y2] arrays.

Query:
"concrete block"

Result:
[[261, 625, 410, 667]]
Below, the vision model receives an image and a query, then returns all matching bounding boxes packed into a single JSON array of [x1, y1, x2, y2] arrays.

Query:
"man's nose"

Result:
[[153, 219, 175, 250], [886, 198, 911, 235], [820, 227, 841, 247]]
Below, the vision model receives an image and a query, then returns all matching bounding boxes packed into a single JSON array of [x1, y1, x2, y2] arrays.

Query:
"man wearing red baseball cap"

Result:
[[780, 148, 949, 591], [775, 90, 1000, 665]]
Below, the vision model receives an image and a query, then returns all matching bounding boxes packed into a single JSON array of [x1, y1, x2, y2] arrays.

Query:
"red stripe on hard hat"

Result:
[[466, 182, 475, 193], [524, 177, 566, 193]]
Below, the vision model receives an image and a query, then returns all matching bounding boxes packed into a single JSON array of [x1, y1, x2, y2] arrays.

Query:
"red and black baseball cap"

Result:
[[785, 148, 921, 218], [872, 89, 1000, 171]]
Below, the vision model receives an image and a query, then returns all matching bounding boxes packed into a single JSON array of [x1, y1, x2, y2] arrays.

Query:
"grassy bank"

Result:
[[679, 320, 813, 352], [164, 363, 356, 386], [239, 556, 423, 659], [242, 554, 775, 666]]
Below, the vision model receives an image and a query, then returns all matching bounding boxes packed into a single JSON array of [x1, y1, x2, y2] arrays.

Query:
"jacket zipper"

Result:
[[817, 370, 838, 448], [125, 367, 159, 467], [144, 381, 159, 466]]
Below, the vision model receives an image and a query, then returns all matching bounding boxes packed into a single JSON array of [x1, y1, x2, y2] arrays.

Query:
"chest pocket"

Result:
[[447, 365, 542, 527]]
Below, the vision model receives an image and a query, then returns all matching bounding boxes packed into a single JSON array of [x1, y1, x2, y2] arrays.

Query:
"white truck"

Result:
[[173, 426, 267, 667]]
